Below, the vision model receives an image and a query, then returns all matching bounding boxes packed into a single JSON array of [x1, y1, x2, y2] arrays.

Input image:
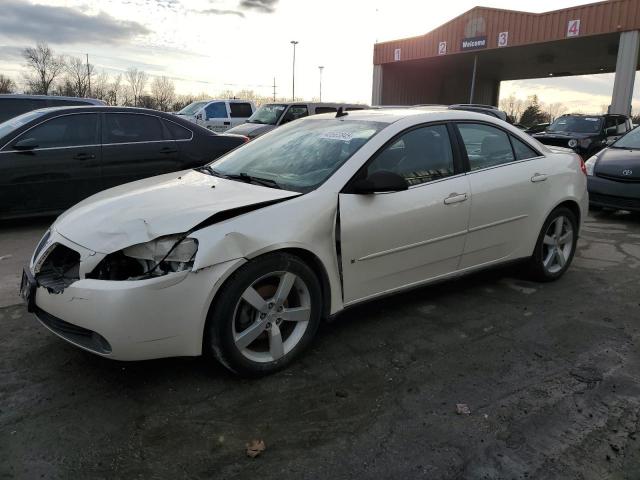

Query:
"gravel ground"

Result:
[[1, 211, 640, 479]]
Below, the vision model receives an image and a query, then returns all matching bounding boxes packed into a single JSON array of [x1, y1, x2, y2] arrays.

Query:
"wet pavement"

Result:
[[1, 211, 640, 479]]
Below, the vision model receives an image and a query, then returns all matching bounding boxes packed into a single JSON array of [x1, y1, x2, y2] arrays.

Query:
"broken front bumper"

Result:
[[31, 253, 245, 361]]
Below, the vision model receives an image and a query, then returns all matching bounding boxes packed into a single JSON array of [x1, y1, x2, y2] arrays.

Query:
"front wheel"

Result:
[[204, 253, 322, 376], [527, 207, 578, 282]]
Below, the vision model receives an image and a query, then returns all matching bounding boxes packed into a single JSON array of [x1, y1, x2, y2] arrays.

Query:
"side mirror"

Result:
[[13, 138, 38, 150], [605, 126, 618, 136], [352, 170, 409, 194], [196, 112, 203, 121]]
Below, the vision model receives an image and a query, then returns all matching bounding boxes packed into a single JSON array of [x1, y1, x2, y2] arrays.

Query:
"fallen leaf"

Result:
[[456, 403, 471, 415], [246, 439, 266, 458]]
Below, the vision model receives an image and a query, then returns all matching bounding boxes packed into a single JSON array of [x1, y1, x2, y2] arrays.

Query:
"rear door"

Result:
[[101, 112, 179, 190], [455, 122, 551, 268], [0, 112, 101, 217], [278, 105, 309, 126], [229, 102, 254, 128]]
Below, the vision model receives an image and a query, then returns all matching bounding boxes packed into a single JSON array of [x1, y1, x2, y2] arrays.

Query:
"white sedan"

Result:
[[21, 108, 588, 376]]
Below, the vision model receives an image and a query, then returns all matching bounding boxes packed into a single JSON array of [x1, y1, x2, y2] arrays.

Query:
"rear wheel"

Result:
[[204, 253, 322, 376], [528, 207, 578, 281]]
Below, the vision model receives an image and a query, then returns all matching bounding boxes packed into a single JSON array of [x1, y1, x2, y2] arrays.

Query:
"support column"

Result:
[[610, 30, 640, 115], [372, 64, 383, 106]]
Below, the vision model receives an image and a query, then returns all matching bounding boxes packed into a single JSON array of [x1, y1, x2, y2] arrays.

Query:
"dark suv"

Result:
[[533, 113, 632, 158]]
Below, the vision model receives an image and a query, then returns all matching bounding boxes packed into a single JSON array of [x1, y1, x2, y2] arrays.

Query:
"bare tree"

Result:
[[546, 102, 567, 122], [125, 67, 148, 106], [91, 70, 110, 101], [107, 74, 123, 106], [22, 42, 65, 95], [0, 74, 16, 94], [64, 56, 94, 97], [150, 76, 176, 111]]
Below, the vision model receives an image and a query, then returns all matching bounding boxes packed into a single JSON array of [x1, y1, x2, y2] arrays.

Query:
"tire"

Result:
[[527, 206, 578, 282], [204, 252, 322, 376]]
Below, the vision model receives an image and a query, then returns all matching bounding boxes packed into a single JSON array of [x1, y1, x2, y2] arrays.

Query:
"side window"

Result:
[[205, 102, 228, 119], [281, 105, 309, 124], [104, 114, 164, 144], [14, 114, 98, 149], [457, 123, 514, 170], [604, 116, 617, 130], [616, 117, 628, 135], [510, 136, 539, 160], [163, 119, 192, 140], [0, 99, 38, 122], [229, 103, 253, 118], [367, 124, 455, 186], [314, 107, 337, 114]]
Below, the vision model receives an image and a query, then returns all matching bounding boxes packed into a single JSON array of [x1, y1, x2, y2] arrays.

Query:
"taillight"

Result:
[[579, 157, 587, 175]]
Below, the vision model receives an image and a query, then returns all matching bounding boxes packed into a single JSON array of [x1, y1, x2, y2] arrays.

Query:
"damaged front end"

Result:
[[87, 234, 198, 281], [34, 243, 81, 294]]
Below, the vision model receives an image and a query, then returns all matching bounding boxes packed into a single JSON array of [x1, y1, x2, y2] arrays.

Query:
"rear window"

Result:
[[230, 103, 253, 118], [164, 119, 193, 140], [315, 107, 337, 114]]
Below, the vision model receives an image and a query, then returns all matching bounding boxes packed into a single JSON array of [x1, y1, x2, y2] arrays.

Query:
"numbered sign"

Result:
[[438, 41, 447, 55], [567, 19, 580, 37], [394, 48, 401, 61], [498, 31, 508, 47]]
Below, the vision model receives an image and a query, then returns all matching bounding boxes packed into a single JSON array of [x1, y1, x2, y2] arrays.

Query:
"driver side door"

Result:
[[338, 123, 471, 305]]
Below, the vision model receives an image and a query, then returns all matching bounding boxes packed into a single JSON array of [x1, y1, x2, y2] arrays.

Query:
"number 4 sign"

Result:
[[567, 19, 580, 37]]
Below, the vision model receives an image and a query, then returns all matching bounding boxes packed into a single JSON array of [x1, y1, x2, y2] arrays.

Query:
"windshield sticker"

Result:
[[320, 132, 353, 141], [585, 118, 599, 121]]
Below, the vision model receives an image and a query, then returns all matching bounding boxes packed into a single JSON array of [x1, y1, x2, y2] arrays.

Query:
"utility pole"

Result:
[[86, 53, 91, 97], [318, 66, 324, 102], [272, 77, 277, 101], [290, 40, 298, 101]]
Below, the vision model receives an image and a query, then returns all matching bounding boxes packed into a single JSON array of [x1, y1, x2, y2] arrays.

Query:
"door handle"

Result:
[[160, 147, 178, 154], [223, 121, 231, 126], [73, 153, 96, 160], [444, 193, 468, 205], [531, 173, 548, 182]]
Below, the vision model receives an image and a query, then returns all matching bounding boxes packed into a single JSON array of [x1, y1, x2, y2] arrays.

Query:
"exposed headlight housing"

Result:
[[568, 139, 578, 148], [584, 155, 597, 176], [88, 234, 198, 280]]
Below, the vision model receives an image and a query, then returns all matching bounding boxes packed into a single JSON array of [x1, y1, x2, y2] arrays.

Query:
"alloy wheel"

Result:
[[542, 215, 574, 274], [232, 271, 311, 363]]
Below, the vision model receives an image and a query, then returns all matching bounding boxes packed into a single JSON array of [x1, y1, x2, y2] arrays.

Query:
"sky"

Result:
[[0, 0, 638, 111]]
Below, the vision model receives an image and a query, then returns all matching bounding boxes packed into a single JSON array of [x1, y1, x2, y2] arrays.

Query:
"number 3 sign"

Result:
[[567, 19, 580, 37], [498, 32, 508, 47]]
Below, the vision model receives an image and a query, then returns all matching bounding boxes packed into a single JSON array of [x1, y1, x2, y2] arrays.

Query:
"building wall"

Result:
[[374, 0, 640, 65]]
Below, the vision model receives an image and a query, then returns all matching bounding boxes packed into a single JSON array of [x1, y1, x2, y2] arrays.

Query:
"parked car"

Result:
[[175, 99, 255, 132], [448, 104, 509, 122], [226, 102, 368, 139], [0, 94, 105, 123], [0, 106, 247, 219], [21, 108, 587, 375], [585, 126, 640, 212], [533, 114, 632, 158], [524, 123, 550, 134]]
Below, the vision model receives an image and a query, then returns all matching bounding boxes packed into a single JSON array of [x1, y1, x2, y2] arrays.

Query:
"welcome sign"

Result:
[[461, 35, 487, 51]]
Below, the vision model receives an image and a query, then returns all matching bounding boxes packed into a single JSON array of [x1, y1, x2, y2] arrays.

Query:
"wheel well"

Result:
[[555, 200, 581, 230], [277, 248, 332, 319]]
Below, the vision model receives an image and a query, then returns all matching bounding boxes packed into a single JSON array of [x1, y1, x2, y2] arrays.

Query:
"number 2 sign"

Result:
[[438, 41, 447, 55], [567, 19, 580, 37]]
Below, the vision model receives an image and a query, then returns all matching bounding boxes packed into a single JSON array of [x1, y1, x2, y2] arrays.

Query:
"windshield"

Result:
[[547, 116, 603, 134], [0, 109, 47, 140], [177, 101, 208, 116], [612, 127, 640, 149], [209, 118, 385, 193], [247, 104, 288, 125]]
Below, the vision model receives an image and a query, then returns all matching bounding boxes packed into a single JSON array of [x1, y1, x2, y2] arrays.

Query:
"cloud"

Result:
[[197, 8, 245, 17], [238, 0, 278, 13], [0, 0, 150, 45]]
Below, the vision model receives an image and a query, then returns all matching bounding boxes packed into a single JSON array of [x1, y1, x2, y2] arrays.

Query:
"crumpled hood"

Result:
[[226, 123, 275, 138], [54, 170, 299, 253]]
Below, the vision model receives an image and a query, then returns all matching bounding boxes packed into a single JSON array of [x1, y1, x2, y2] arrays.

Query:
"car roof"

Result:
[[307, 107, 509, 124], [0, 94, 104, 105]]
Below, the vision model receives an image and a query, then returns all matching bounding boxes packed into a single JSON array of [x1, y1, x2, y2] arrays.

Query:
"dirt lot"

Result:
[[1, 211, 640, 479]]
